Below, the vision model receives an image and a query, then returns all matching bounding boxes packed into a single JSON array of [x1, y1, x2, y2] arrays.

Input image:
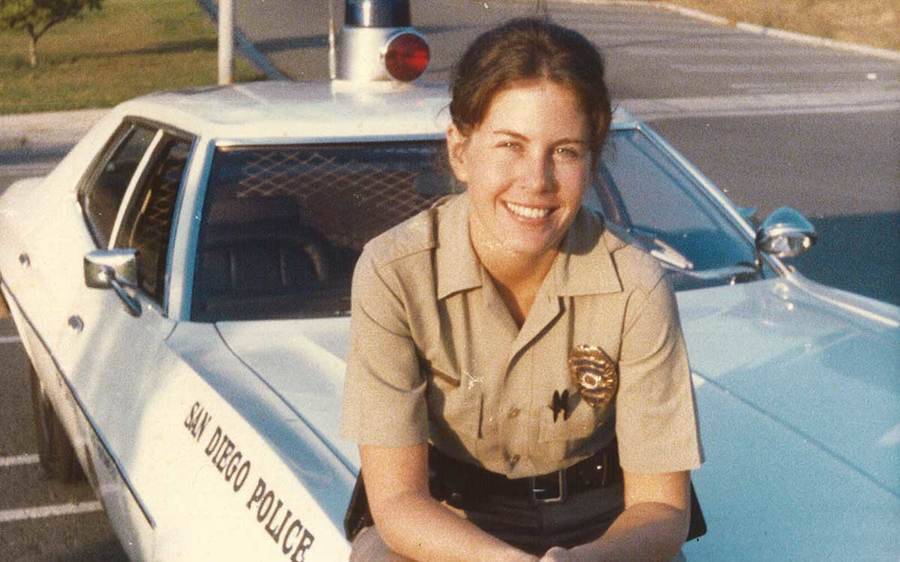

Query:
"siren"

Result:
[[334, 0, 430, 83]]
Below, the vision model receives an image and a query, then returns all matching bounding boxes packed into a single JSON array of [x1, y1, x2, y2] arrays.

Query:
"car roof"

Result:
[[114, 80, 639, 142]]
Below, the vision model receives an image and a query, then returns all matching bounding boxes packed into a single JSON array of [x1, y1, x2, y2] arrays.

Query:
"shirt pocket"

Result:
[[538, 393, 614, 456], [424, 364, 479, 439]]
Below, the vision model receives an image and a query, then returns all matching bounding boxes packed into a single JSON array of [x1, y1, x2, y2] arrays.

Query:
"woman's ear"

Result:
[[446, 124, 469, 183]]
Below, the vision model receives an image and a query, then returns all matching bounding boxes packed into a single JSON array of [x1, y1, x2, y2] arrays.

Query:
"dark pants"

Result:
[[448, 479, 625, 555]]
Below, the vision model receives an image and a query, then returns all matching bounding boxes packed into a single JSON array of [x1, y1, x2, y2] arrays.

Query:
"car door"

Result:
[[55, 124, 195, 561]]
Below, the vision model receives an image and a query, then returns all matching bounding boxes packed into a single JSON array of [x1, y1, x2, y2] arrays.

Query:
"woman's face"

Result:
[[448, 79, 592, 263]]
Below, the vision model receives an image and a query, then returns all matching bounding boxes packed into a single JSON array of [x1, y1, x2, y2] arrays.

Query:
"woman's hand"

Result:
[[360, 444, 531, 561], [539, 546, 573, 561]]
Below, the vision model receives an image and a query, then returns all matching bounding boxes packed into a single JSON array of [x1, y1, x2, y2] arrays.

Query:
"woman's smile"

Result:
[[504, 201, 554, 221]]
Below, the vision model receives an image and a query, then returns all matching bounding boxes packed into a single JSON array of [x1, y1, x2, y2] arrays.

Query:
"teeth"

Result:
[[506, 202, 550, 219]]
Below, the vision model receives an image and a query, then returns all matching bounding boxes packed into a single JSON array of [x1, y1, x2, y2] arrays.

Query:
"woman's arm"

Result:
[[544, 470, 690, 562], [360, 444, 537, 562]]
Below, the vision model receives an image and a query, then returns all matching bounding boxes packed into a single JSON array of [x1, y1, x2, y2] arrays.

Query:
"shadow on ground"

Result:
[[784, 212, 899, 306]]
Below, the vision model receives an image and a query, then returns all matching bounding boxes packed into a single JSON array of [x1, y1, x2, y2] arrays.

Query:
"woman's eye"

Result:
[[497, 141, 521, 151], [555, 146, 581, 159]]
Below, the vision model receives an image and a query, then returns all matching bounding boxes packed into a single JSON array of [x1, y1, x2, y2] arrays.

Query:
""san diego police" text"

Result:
[[184, 401, 317, 561]]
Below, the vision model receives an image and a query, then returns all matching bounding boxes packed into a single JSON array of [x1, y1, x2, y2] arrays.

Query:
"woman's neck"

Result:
[[470, 221, 558, 326]]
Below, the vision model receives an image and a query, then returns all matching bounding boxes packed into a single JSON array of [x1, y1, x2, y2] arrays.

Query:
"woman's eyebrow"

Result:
[[492, 129, 528, 140], [492, 129, 588, 144]]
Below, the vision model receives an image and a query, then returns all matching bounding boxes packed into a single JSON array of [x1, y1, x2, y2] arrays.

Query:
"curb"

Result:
[[0, 109, 107, 152], [561, 0, 900, 61]]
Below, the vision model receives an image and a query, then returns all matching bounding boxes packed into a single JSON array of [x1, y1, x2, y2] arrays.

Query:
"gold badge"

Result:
[[568, 344, 618, 410]]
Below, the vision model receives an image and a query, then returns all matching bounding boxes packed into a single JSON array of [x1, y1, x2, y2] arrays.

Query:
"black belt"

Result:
[[429, 440, 623, 505]]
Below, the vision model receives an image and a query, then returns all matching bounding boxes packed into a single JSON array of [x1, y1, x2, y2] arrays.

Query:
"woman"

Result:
[[341, 18, 703, 561]]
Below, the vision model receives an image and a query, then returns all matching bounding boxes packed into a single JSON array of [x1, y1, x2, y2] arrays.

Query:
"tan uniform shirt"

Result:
[[341, 193, 703, 477]]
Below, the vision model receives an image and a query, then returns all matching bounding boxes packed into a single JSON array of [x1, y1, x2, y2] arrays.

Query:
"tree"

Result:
[[0, 0, 102, 68]]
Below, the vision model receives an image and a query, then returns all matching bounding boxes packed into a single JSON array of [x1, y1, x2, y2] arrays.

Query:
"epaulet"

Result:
[[362, 204, 439, 267]]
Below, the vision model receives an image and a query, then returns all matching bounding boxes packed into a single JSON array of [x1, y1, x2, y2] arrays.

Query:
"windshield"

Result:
[[191, 129, 761, 322]]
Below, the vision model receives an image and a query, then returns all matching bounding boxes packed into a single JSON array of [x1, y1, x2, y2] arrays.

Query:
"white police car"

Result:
[[1, 2, 898, 560]]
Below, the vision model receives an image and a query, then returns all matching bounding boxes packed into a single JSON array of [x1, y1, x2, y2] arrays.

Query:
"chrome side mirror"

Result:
[[755, 207, 817, 258], [84, 249, 142, 316]]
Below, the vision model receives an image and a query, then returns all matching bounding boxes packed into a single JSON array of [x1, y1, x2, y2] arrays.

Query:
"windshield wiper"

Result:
[[630, 229, 761, 284]]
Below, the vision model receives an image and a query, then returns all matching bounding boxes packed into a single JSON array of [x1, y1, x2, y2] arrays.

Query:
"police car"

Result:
[[1, 3, 898, 560]]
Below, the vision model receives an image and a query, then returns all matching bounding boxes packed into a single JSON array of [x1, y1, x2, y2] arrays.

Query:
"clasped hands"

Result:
[[510, 546, 578, 562]]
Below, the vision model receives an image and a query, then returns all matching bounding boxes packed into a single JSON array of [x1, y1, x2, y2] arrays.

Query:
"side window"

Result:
[[115, 136, 192, 304], [80, 123, 158, 247]]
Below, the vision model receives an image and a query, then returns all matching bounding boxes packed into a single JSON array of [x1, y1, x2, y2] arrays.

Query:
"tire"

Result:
[[28, 365, 84, 482]]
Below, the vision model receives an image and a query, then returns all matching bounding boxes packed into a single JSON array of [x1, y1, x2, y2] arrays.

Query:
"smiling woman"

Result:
[[341, 17, 703, 562]]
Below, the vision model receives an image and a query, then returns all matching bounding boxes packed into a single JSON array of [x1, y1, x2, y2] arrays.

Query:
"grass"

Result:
[[0, 0, 265, 114], [641, 0, 900, 51]]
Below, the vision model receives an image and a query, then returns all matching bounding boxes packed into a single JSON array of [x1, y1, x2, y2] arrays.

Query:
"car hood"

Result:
[[215, 277, 899, 557], [676, 277, 899, 497], [676, 277, 899, 560], [216, 317, 358, 470]]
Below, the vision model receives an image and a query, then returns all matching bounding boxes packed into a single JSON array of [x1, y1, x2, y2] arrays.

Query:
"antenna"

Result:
[[328, 0, 337, 80]]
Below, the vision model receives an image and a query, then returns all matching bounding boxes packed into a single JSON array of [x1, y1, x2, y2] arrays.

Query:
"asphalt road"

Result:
[[0, 0, 897, 559]]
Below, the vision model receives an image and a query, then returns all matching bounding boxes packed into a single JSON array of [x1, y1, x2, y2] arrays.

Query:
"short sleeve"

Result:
[[615, 275, 703, 473], [340, 248, 429, 446]]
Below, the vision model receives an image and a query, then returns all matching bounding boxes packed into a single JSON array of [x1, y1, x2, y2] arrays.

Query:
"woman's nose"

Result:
[[520, 152, 554, 192]]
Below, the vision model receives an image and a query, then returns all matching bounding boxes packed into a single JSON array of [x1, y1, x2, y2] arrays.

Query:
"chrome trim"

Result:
[[161, 134, 200, 320], [84, 249, 142, 317], [172, 137, 217, 322], [786, 273, 900, 328], [212, 132, 445, 148], [108, 130, 165, 249], [344, 0, 410, 27], [84, 249, 139, 289], [0, 278, 157, 529], [755, 207, 817, 258]]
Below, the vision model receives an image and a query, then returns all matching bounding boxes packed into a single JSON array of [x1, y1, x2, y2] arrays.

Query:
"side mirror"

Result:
[[755, 207, 817, 258], [84, 249, 141, 316]]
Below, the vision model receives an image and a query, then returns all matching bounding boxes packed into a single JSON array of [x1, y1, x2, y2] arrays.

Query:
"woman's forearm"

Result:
[[375, 490, 535, 562], [566, 501, 687, 562]]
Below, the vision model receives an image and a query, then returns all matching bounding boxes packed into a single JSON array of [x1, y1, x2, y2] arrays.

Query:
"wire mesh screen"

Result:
[[193, 141, 457, 321], [216, 142, 454, 250]]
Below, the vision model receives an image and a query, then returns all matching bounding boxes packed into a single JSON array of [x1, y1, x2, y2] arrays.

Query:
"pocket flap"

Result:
[[538, 394, 610, 442]]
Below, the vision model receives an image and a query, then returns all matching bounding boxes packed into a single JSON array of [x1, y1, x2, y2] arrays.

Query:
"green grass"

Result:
[[0, 0, 265, 114], [641, 0, 900, 51]]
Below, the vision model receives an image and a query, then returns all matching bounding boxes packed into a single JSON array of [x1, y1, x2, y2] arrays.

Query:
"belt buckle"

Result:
[[531, 470, 566, 503]]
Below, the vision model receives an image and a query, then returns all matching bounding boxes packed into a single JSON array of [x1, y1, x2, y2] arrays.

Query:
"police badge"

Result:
[[568, 344, 618, 410]]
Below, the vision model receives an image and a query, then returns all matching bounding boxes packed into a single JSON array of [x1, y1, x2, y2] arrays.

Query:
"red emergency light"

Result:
[[384, 31, 430, 82]]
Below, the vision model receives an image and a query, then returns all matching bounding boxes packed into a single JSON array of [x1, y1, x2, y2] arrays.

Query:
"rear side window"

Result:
[[115, 136, 192, 304], [81, 123, 157, 247], [192, 142, 454, 321]]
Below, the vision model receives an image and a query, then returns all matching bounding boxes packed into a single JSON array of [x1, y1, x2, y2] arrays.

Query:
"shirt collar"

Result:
[[552, 208, 623, 296], [435, 197, 622, 300], [435, 193, 483, 300]]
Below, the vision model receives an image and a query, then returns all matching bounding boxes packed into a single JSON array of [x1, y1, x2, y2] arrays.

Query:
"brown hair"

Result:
[[449, 18, 612, 155]]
